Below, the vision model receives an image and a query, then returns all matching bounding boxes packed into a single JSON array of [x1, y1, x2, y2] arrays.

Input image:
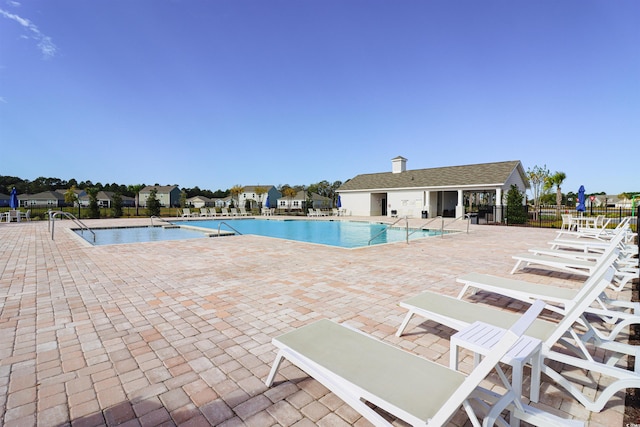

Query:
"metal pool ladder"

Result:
[[48, 210, 96, 242], [217, 221, 243, 236], [368, 216, 409, 245]]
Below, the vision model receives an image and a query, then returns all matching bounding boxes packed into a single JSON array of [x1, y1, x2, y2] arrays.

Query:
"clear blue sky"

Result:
[[1, 0, 638, 196]]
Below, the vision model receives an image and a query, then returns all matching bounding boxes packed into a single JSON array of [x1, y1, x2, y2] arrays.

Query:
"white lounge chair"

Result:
[[181, 208, 194, 218], [238, 207, 250, 216], [556, 217, 633, 241], [397, 265, 640, 412], [511, 230, 637, 291], [456, 250, 638, 334], [265, 302, 578, 426]]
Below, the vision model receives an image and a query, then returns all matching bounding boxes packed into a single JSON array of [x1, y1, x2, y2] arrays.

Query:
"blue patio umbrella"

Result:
[[576, 185, 586, 213], [264, 196, 270, 208], [9, 187, 18, 209], [336, 195, 341, 208]]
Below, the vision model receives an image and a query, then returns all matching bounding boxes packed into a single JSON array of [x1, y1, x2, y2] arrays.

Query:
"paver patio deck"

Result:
[[0, 217, 634, 426]]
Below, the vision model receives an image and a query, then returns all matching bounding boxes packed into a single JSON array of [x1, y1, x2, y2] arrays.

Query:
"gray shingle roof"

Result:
[[339, 160, 528, 191]]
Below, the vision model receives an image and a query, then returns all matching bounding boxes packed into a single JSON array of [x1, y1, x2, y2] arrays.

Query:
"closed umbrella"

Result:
[[10, 187, 18, 209], [576, 185, 586, 213], [336, 195, 341, 208], [264, 196, 270, 208]]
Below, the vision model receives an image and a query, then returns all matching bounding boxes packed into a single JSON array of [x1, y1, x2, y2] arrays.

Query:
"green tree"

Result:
[[544, 171, 567, 216], [64, 186, 79, 207], [128, 184, 144, 216], [146, 189, 161, 217], [65, 185, 81, 217], [282, 187, 297, 212], [112, 192, 123, 218], [526, 165, 550, 208], [254, 186, 268, 209], [180, 190, 187, 208], [505, 185, 527, 224], [87, 188, 100, 219], [230, 185, 244, 209]]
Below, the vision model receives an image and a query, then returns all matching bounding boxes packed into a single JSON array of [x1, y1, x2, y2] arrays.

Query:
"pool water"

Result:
[[75, 226, 207, 245], [75, 220, 444, 248], [185, 219, 441, 248]]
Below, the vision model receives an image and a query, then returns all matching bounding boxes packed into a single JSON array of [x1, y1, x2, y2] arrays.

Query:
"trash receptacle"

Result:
[[391, 210, 397, 217], [469, 213, 478, 224], [421, 210, 428, 219]]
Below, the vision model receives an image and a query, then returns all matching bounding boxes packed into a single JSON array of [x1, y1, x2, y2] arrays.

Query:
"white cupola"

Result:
[[391, 156, 407, 174]]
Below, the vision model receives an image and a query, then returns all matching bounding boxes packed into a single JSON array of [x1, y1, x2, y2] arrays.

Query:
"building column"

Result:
[[424, 191, 431, 218], [456, 189, 464, 218], [495, 188, 503, 222]]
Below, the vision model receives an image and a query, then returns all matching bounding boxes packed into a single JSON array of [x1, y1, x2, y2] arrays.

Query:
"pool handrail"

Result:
[[368, 216, 409, 245], [48, 210, 96, 242], [217, 221, 243, 236], [445, 214, 471, 234], [409, 216, 445, 239], [150, 216, 172, 227]]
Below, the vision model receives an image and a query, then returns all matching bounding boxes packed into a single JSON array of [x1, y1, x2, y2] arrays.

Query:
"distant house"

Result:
[[337, 157, 529, 220], [276, 191, 332, 211], [19, 191, 67, 208], [236, 185, 282, 210], [187, 195, 214, 208], [139, 185, 181, 208], [78, 191, 135, 208], [55, 188, 87, 206], [590, 195, 634, 209], [213, 197, 232, 208]]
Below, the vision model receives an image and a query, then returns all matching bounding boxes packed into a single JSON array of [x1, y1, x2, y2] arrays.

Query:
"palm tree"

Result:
[[128, 184, 144, 216], [282, 187, 297, 212], [254, 186, 268, 210], [230, 185, 244, 208], [545, 171, 566, 215]]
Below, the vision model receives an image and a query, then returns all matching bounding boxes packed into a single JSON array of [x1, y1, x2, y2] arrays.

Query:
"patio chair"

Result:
[[396, 265, 640, 412], [456, 250, 638, 332], [265, 301, 579, 426], [511, 228, 622, 275], [181, 208, 194, 218], [238, 207, 250, 216], [7, 210, 21, 222], [561, 214, 576, 231]]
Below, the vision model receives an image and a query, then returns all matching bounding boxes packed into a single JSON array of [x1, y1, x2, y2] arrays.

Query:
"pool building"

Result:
[[337, 157, 530, 220]]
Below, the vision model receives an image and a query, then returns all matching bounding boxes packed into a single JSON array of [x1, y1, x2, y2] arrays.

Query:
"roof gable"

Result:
[[339, 160, 528, 191]]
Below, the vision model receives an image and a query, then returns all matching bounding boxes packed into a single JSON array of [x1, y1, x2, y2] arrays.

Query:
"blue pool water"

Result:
[[184, 219, 441, 248], [75, 220, 443, 248], [75, 226, 207, 245]]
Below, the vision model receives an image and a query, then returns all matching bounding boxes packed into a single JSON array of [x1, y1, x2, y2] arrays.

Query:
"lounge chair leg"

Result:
[[396, 311, 414, 337], [457, 284, 473, 299], [265, 351, 286, 387], [510, 260, 523, 274]]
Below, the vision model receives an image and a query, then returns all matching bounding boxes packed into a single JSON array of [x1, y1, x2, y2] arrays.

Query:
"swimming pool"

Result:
[[74, 226, 208, 246], [75, 219, 444, 248], [183, 219, 442, 248]]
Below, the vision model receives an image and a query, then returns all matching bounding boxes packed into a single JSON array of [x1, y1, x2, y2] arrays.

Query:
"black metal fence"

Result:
[[506, 205, 637, 230]]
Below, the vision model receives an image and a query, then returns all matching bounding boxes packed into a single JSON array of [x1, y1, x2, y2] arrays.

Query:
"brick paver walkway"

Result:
[[0, 217, 632, 426]]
